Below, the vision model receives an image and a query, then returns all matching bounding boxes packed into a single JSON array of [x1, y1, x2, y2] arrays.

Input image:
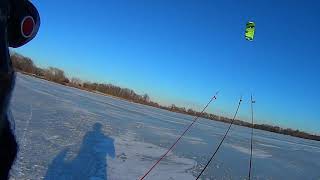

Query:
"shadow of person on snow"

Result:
[[45, 123, 115, 180]]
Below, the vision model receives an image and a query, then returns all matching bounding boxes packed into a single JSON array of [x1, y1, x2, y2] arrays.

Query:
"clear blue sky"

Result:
[[17, 0, 320, 133]]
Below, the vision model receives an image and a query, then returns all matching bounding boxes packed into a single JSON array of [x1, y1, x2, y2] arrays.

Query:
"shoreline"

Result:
[[17, 71, 320, 142]]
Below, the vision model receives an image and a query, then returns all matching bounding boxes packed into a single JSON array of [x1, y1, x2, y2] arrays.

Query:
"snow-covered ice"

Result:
[[9, 74, 320, 180]]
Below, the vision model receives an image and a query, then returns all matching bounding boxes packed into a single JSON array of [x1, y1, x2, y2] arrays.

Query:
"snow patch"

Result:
[[108, 132, 197, 180]]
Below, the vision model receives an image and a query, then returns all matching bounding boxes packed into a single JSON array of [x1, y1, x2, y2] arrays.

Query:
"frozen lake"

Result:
[[9, 74, 320, 180]]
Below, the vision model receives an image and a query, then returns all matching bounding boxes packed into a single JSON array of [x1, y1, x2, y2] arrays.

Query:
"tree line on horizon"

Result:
[[10, 52, 320, 141]]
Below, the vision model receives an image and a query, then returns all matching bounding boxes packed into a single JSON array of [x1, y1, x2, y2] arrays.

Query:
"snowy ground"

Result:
[[9, 74, 320, 180]]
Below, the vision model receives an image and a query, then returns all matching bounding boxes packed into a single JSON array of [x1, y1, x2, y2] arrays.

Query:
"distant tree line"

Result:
[[11, 53, 69, 84], [10, 52, 320, 141]]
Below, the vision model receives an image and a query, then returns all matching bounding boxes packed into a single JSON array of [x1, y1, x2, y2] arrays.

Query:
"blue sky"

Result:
[[17, 0, 320, 133]]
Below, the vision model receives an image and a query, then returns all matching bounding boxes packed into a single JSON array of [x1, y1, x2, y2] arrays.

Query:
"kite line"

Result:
[[196, 96, 243, 179], [248, 94, 255, 180], [139, 91, 220, 180]]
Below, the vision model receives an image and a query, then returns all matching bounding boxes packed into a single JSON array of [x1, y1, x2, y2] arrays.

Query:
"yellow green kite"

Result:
[[245, 22, 255, 41]]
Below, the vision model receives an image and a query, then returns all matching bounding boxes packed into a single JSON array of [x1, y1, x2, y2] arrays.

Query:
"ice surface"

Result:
[[108, 132, 196, 180], [8, 74, 320, 180]]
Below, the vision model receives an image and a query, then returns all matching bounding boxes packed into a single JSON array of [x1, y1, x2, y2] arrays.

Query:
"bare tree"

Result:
[[44, 67, 69, 83], [143, 94, 150, 102], [71, 77, 83, 87]]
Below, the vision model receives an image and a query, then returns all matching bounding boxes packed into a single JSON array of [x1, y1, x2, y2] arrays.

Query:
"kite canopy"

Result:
[[245, 21, 255, 41]]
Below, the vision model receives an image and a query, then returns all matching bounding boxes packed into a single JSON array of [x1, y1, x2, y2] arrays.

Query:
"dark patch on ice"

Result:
[[117, 153, 127, 162], [44, 123, 115, 180]]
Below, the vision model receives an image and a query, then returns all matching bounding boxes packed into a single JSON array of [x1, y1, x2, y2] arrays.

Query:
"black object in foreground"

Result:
[[0, 0, 40, 179]]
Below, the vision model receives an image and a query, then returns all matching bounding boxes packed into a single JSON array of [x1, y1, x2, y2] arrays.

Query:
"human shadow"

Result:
[[45, 123, 115, 180]]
